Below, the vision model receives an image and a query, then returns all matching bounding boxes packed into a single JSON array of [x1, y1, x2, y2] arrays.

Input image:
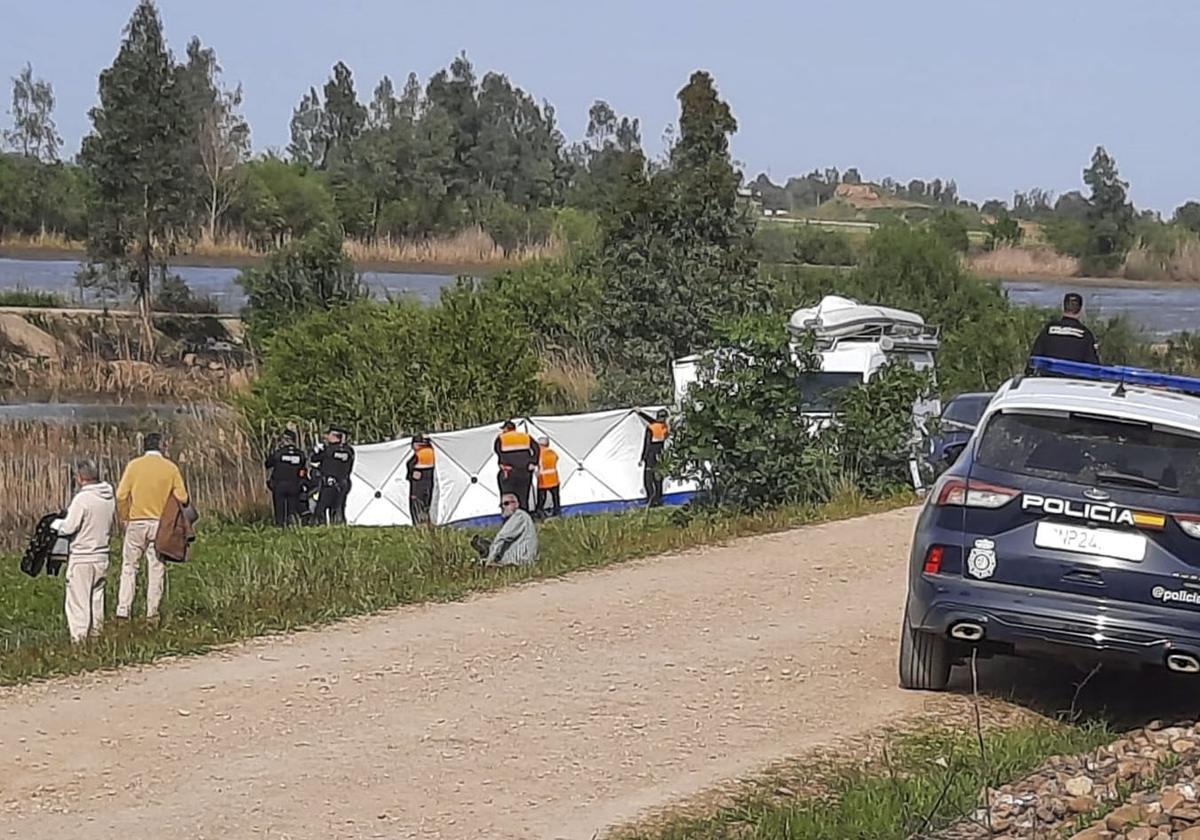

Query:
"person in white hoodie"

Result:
[[51, 459, 116, 643]]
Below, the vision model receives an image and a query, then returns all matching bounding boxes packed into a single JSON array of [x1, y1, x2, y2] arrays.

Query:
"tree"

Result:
[[398, 72, 422, 121], [367, 75, 399, 130], [236, 225, 364, 345], [288, 87, 327, 167], [79, 0, 194, 349], [5, 63, 61, 161], [980, 199, 1007, 217], [1053, 190, 1090, 221], [322, 61, 367, 165], [425, 53, 480, 197], [178, 38, 250, 240], [985, 210, 1024, 250], [595, 71, 768, 401], [1174, 201, 1200, 234], [1082, 146, 1135, 271], [929, 210, 970, 253]]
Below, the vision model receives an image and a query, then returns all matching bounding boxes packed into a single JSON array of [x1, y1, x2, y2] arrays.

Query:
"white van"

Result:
[[671, 295, 942, 486]]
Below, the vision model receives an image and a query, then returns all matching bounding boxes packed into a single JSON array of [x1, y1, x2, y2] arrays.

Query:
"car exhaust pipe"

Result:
[[1166, 653, 1200, 674], [949, 622, 985, 642]]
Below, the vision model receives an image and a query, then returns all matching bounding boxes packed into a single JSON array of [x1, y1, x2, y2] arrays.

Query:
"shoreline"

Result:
[[0, 244, 505, 277], [977, 270, 1199, 290]]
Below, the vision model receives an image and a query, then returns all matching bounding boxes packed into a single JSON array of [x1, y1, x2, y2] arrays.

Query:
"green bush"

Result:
[[236, 225, 365, 345], [153, 274, 218, 314], [666, 316, 930, 509], [1042, 217, 1090, 258], [245, 281, 542, 440], [0, 288, 64, 308], [479, 259, 604, 353], [928, 210, 970, 253]]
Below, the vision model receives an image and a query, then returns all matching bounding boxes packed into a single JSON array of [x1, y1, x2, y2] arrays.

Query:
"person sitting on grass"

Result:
[[471, 493, 539, 567]]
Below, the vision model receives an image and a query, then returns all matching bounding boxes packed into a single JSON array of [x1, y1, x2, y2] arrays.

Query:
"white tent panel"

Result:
[[347, 406, 695, 527]]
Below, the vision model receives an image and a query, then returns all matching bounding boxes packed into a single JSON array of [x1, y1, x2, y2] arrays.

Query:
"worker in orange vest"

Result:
[[494, 421, 539, 512], [406, 434, 436, 525], [638, 409, 670, 507], [535, 436, 562, 519]]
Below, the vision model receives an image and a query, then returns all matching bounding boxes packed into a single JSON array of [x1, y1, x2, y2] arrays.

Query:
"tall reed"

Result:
[[967, 245, 1080, 278], [0, 410, 265, 549]]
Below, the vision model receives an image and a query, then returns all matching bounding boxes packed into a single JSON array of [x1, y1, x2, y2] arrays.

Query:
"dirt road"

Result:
[[0, 508, 926, 839]]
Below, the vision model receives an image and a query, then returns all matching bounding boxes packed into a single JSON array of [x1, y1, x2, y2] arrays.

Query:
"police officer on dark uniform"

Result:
[[406, 433, 436, 525], [264, 425, 308, 527], [311, 426, 355, 525], [638, 409, 670, 507], [494, 421, 539, 512], [1028, 292, 1100, 370]]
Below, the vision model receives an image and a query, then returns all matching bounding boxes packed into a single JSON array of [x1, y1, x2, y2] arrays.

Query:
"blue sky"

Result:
[[2, 0, 1197, 212]]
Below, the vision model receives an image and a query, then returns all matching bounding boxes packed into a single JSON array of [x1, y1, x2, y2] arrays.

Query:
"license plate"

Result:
[[1034, 522, 1147, 562]]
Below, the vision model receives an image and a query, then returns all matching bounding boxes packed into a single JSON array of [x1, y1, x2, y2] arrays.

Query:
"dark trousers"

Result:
[[409, 479, 434, 525], [270, 485, 304, 527], [643, 464, 664, 507], [536, 485, 562, 518], [498, 465, 533, 511], [314, 480, 349, 525]]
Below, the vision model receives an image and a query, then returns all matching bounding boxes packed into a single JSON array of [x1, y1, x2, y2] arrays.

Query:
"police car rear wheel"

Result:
[[898, 606, 951, 691]]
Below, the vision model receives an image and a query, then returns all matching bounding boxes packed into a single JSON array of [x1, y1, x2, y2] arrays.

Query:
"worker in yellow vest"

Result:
[[494, 421, 539, 511], [406, 434, 436, 525], [638, 409, 670, 507], [535, 436, 562, 519]]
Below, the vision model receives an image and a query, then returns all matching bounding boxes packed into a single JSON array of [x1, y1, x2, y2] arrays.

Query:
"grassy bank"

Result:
[[0, 491, 911, 685], [621, 719, 1113, 840]]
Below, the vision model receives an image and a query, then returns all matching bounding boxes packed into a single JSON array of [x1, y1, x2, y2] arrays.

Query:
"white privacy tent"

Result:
[[345, 408, 696, 527]]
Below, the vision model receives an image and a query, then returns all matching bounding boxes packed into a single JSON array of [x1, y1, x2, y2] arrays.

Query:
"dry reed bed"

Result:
[[968, 245, 1080, 278], [2, 356, 250, 402], [0, 412, 265, 550], [1123, 239, 1200, 283], [1, 227, 559, 268]]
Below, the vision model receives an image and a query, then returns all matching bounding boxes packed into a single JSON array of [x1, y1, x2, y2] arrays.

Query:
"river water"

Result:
[[0, 257, 1196, 337], [0, 256, 456, 312]]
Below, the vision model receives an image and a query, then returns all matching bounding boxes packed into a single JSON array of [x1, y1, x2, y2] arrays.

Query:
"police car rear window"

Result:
[[976, 412, 1200, 497]]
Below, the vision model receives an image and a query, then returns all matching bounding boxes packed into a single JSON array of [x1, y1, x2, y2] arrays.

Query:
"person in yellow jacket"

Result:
[[115, 432, 188, 621], [535, 436, 562, 519]]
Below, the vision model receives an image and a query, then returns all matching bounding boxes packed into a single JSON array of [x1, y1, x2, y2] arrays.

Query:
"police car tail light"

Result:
[[1174, 514, 1200, 539], [923, 545, 945, 574], [935, 478, 1018, 509]]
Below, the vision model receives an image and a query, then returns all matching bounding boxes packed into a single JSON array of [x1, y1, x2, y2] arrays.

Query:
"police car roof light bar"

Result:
[[1028, 356, 1200, 397]]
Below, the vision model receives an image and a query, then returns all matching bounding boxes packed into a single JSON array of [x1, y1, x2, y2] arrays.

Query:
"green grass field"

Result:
[[0, 491, 909, 685]]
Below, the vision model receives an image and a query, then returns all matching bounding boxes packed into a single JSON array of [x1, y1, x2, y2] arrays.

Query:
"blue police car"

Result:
[[900, 357, 1200, 690]]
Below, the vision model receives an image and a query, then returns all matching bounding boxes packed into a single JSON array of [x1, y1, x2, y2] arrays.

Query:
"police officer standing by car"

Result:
[[311, 426, 355, 525], [265, 424, 308, 527], [1027, 292, 1100, 369]]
